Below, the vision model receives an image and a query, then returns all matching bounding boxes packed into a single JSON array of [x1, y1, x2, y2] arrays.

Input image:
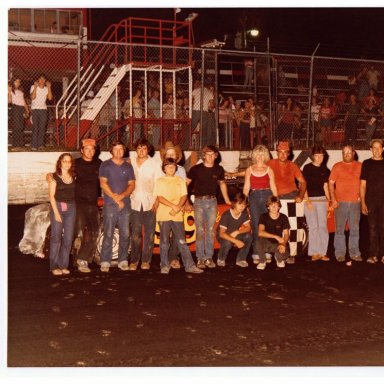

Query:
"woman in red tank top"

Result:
[[243, 145, 278, 267]]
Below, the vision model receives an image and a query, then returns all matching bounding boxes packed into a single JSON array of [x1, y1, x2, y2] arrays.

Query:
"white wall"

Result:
[[8, 150, 371, 205]]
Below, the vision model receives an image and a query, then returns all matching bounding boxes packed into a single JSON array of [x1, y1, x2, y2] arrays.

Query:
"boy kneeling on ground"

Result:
[[257, 196, 290, 270], [216, 192, 252, 267]]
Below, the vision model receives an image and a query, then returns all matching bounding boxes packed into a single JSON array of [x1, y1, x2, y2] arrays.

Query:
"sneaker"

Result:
[[185, 265, 204, 274], [236, 260, 249, 268], [51, 269, 63, 276], [217, 259, 225, 267], [336, 256, 346, 262], [320, 255, 330, 261], [276, 260, 286, 268], [141, 262, 150, 270], [161, 266, 170, 274], [77, 260, 91, 273], [61, 268, 70, 275], [100, 262, 110, 273], [204, 258, 216, 268], [286, 257, 295, 264], [128, 262, 138, 271], [265, 253, 273, 263], [170, 259, 181, 269], [252, 254, 260, 264], [118, 260, 129, 271], [351, 255, 363, 262], [367, 256, 378, 264], [311, 254, 321, 261], [197, 260, 206, 269], [257, 262, 266, 270]]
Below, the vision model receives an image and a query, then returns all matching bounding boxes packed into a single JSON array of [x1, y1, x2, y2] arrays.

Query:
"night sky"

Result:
[[89, 7, 384, 59]]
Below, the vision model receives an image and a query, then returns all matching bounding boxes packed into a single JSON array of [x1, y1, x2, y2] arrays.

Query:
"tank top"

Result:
[[250, 167, 270, 190]]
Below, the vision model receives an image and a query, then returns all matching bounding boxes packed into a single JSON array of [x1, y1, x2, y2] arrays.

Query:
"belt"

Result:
[[251, 188, 270, 191], [195, 195, 216, 200]]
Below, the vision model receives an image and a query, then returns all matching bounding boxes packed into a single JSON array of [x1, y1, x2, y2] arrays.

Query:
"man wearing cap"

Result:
[[47, 138, 102, 273], [74, 138, 102, 272], [267, 141, 307, 202], [186, 145, 231, 269], [160, 141, 187, 269]]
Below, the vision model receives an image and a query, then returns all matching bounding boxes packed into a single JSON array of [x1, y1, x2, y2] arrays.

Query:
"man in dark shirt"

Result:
[[186, 145, 231, 269], [360, 139, 384, 264], [257, 196, 290, 270], [74, 138, 102, 273]]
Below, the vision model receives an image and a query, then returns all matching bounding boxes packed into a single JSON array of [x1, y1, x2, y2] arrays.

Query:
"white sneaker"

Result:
[[77, 260, 91, 273], [217, 259, 225, 267], [236, 260, 249, 268], [118, 260, 129, 271], [252, 254, 260, 264], [161, 266, 170, 274], [257, 262, 266, 270], [100, 262, 110, 273], [265, 253, 272, 263], [276, 260, 286, 268]]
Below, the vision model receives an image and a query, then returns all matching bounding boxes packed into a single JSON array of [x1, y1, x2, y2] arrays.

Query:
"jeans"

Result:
[[75, 203, 100, 264], [334, 201, 361, 259], [11, 105, 25, 146], [304, 197, 329, 256], [249, 189, 273, 254], [194, 197, 218, 261], [100, 203, 131, 264], [257, 237, 289, 263], [366, 202, 384, 258], [31, 109, 48, 148], [49, 201, 76, 270], [217, 232, 252, 262], [130, 208, 156, 264], [159, 221, 195, 270]]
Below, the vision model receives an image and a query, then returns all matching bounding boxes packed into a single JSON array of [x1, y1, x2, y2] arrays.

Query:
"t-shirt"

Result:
[[75, 157, 102, 204], [99, 159, 135, 206], [329, 161, 362, 202], [258, 212, 290, 244], [217, 209, 250, 238], [53, 173, 75, 202], [302, 163, 330, 197], [360, 158, 384, 206], [153, 175, 187, 222], [30, 85, 48, 110], [187, 162, 225, 197], [267, 159, 303, 196]]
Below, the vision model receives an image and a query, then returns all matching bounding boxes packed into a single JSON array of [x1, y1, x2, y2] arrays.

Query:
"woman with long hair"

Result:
[[243, 145, 278, 269], [48, 153, 76, 276], [8, 78, 29, 148]]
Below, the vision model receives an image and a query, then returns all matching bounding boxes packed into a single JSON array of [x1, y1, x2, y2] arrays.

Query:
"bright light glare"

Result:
[[249, 29, 259, 37]]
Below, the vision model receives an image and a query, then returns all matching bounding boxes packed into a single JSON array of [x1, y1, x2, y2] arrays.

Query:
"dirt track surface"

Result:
[[7, 205, 384, 371]]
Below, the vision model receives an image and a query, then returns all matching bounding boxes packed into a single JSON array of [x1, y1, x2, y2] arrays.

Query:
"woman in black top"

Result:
[[303, 145, 330, 262], [48, 153, 76, 276]]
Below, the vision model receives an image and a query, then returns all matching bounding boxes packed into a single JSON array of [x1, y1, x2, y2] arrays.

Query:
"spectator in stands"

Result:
[[216, 192, 252, 268], [362, 97, 379, 145], [218, 97, 230, 148], [243, 58, 254, 90], [8, 78, 29, 149], [162, 94, 175, 143], [318, 96, 335, 147], [48, 153, 76, 276], [347, 74, 358, 96], [360, 139, 384, 264], [302, 145, 331, 262], [329, 144, 362, 264], [30, 74, 53, 150], [278, 97, 295, 141], [357, 66, 370, 103], [257, 196, 290, 270], [123, 88, 143, 145], [243, 145, 278, 266], [366, 65, 381, 91], [344, 93, 360, 146], [239, 100, 251, 149], [147, 89, 161, 147], [248, 98, 256, 148], [310, 96, 321, 143], [363, 88, 380, 109]]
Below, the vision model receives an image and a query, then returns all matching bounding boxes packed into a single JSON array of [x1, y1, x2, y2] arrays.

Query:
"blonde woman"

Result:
[[243, 145, 278, 267], [48, 153, 76, 276]]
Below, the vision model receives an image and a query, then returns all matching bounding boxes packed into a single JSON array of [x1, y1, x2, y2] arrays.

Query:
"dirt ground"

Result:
[[6, 205, 384, 381]]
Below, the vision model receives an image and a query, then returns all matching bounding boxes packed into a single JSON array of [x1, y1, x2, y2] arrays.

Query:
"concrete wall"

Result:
[[8, 150, 371, 205]]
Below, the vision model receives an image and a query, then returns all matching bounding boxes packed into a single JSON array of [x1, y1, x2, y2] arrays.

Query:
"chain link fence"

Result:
[[8, 35, 384, 152]]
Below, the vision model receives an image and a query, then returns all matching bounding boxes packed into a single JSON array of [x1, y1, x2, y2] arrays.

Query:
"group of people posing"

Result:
[[46, 135, 384, 277]]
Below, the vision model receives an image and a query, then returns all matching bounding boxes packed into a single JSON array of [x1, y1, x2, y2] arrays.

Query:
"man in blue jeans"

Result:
[[186, 145, 231, 269], [99, 141, 135, 273]]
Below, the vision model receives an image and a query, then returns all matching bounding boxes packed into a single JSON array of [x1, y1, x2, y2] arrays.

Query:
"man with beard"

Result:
[[329, 144, 362, 264]]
